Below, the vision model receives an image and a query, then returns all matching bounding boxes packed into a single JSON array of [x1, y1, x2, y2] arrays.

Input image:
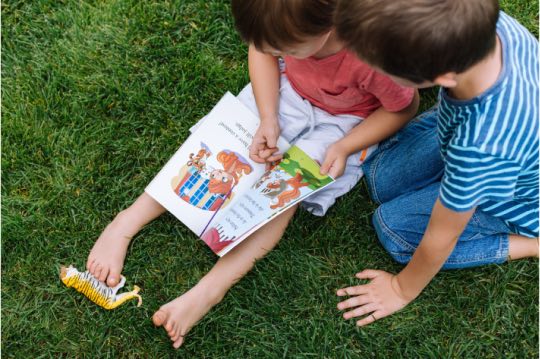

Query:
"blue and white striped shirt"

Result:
[[438, 12, 539, 237]]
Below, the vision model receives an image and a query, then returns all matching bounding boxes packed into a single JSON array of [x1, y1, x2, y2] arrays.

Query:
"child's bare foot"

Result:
[[86, 211, 138, 287], [152, 284, 223, 349]]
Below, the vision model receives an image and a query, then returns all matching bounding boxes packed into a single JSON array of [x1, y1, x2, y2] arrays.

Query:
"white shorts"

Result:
[[236, 74, 376, 216]]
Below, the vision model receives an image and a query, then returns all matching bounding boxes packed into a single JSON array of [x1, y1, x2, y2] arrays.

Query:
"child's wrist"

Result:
[[394, 273, 421, 302], [259, 112, 278, 123], [333, 139, 356, 157]]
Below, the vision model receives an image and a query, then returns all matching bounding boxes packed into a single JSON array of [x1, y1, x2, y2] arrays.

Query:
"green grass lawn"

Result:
[[2, 0, 538, 357]]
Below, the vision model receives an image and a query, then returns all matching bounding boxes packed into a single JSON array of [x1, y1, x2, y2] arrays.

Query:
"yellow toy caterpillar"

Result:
[[60, 265, 142, 310]]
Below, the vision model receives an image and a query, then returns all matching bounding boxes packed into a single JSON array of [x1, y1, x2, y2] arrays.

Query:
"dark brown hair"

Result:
[[335, 0, 499, 83], [231, 0, 336, 51]]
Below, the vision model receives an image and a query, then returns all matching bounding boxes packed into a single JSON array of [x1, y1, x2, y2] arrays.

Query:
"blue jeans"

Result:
[[361, 108, 511, 269]]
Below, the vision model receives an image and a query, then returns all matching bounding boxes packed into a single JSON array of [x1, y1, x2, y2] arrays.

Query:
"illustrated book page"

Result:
[[145, 92, 289, 236], [201, 145, 334, 256], [146, 92, 334, 256]]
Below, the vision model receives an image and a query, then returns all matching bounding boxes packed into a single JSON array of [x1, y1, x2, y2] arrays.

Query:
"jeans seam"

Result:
[[367, 162, 379, 204], [375, 209, 418, 253], [470, 212, 482, 226], [441, 233, 509, 264], [365, 152, 383, 205]]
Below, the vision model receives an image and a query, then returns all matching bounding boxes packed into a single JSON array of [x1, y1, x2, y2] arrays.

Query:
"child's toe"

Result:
[[172, 330, 183, 342], [93, 263, 103, 279], [98, 266, 110, 282], [152, 310, 166, 326], [173, 336, 184, 349], [89, 260, 99, 276], [106, 267, 121, 287], [86, 257, 95, 272]]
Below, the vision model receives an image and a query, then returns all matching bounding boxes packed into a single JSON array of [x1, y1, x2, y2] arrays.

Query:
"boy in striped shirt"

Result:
[[333, 0, 539, 326]]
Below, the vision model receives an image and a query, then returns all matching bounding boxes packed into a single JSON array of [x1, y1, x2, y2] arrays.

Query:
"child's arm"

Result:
[[248, 45, 282, 163], [320, 90, 419, 178], [337, 199, 475, 326]]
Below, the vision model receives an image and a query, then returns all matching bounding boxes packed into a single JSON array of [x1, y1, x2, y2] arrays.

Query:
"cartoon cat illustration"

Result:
[[257, 169, 310, 209], [269, 172, 309, 209]]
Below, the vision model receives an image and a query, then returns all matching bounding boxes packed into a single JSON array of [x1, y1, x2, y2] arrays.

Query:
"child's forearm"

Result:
[[395, 199, 475, 300], [338, 90, 419, 155], [248, 45, 280, 123]]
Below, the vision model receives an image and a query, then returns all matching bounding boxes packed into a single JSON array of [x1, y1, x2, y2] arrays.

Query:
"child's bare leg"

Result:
[[152, 205, 298, 349], [508, 234, 539, 260], [87, 192, 166, 286]]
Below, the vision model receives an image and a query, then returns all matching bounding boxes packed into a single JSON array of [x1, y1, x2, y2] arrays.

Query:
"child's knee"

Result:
[[372, 205, 416, 265]]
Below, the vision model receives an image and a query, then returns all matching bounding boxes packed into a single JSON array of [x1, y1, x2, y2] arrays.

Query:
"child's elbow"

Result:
[[405, 90, 420, 117]]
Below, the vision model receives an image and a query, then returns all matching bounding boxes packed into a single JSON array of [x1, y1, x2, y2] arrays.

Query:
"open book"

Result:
[[146, 93, 334, 256]]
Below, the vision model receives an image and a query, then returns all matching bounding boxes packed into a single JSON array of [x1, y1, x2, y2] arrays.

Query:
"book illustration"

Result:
[[200, 145, 333, 256], [145, 92, 332, 257], [145, 93, 286, 236], [257, 169, 309, 210], [171, 142, 253, 211]]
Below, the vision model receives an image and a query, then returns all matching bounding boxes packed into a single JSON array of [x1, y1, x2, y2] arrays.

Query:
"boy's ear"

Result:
[[433, 73, 458, 88]]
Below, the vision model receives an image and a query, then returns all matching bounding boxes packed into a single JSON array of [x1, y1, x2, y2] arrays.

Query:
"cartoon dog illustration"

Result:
[[187, 148, 210, 172]]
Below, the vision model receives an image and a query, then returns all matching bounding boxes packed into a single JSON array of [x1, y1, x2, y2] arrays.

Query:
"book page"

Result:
[[201, 145, 334, 256], [145, 92, 289, 236]]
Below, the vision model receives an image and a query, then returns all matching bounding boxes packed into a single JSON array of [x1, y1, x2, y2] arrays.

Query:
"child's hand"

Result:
[[320, 142, 349, 178], [336, 269, 413, 327], [249, 120, 282, 163]]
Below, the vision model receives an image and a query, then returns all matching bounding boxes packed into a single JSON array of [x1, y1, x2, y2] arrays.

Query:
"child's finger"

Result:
[[337, 285, 368, 297], [320, 157, 333, 175], [337, 294, 371, 311], [344, 301, 378, 320], [266, 152, 283, 162], [266, 136, 278, 149], [259, 147, 278, 159], [249, 152, 266, 163], [249, 141, 264, 157], [356, 309, 385, 327], [328, 165, 341, 179], [355, 269, 382, 279], [328, 158, 346, 178]]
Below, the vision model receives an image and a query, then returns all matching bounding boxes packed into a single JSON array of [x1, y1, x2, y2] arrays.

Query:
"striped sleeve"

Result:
[[439, 145, 522, 211]]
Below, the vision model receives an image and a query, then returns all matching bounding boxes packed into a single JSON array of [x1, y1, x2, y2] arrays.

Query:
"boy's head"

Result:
[[231, 0, 336, 59], [335, 0, 499, 87]]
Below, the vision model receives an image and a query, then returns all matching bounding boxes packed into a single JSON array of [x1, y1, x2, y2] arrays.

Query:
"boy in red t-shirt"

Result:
[[85, 0, 418, 348]]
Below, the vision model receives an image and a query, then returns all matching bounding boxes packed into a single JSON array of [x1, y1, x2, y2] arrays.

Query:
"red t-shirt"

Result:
[[284, 49, 414, 118]]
